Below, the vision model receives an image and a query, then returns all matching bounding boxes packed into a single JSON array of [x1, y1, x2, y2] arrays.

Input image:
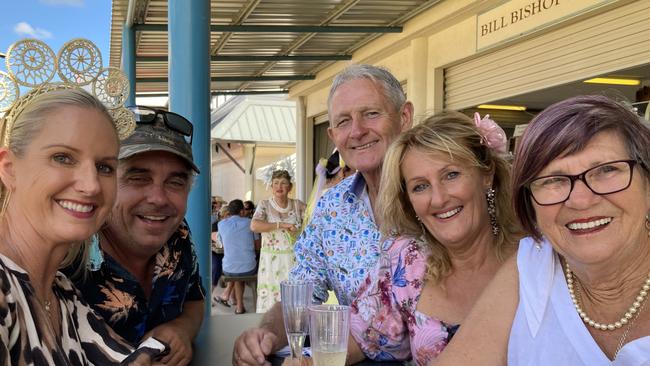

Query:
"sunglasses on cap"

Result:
[[128, 105, 193, 144]]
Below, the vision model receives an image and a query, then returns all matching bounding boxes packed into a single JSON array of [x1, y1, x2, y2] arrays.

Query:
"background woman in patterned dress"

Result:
[[251, 170, 306, 313], [0, 88, 167, 364]]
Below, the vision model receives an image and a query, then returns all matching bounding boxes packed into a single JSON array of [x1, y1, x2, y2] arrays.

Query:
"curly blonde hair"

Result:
[[377, 111, 521, 283]]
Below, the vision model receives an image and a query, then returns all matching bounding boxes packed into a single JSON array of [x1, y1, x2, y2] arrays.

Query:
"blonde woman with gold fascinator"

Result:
[[0, 39, 167, 364], [435, 95, 650, 365]]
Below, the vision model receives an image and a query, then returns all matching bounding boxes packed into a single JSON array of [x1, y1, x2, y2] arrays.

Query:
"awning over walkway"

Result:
[[109, 0, 439, 95], [211, 95, 295, 145]]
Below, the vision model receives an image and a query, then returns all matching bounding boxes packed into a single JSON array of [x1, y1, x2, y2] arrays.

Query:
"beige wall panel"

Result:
[[306, 87, 331, 119], [445, 0, 650, 110], [429, 16, 477, 67], [212, 144, 245, 201]]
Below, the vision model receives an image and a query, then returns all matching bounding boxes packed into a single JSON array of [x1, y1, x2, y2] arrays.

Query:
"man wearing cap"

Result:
[[68, 106, 205, 366]]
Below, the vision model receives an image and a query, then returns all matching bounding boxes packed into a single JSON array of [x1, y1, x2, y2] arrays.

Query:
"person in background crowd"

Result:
[[211, 196, 226, 226], [0, 87, 167, 364], [233, 64, 413, 365], [212, 205, 230, 303], [217, 199, 260, 314], [435, 95, 650, 365], [346, 112, 520, 365], [243, 200, 256, 218], [250, 170, 306, 313], [70, 105, 205, 366], [304, 150, 353, 227]]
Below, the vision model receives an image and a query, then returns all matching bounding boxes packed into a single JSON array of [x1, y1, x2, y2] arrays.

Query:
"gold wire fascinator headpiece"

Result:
[[0, 38, 135, 145]]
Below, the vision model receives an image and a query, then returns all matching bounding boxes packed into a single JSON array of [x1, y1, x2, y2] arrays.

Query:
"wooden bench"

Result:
[[222, 274, 257, 312]]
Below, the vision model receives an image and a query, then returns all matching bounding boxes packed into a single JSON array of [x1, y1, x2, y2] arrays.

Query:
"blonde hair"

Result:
[[0, 88, 116, 274], [377, 111, 520, 283]]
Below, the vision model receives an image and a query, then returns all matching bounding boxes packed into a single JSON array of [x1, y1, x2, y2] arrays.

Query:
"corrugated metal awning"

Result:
[[211, 95, 295, 145], [109, 0, 442, 95]]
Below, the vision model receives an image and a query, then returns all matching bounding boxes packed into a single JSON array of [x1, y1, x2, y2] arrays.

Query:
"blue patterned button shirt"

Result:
[[290, 173, 382, 305]]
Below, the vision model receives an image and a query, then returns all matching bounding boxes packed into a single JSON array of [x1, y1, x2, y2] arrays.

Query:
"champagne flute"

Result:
[[281, 280, 313, 362], [309, 304, 350, 366]]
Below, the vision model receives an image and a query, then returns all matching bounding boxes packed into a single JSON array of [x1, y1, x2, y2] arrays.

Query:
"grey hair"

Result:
[[327, 64, 406, 116]]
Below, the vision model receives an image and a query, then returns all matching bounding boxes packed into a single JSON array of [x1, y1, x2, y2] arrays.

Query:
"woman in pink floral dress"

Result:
[[347, 112, 521, 365]]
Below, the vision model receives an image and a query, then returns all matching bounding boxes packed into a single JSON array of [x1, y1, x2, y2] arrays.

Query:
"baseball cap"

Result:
[[120, 106, 200, 173]]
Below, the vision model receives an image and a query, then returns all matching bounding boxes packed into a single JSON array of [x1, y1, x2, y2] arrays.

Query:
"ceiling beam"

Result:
[[133, 24, 402, 33], [136, 90, 289, 97], [137, 54, 352, 62], [136, 75, 314, 83]]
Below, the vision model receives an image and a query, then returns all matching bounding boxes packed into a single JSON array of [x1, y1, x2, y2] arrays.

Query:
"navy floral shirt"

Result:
[[68, 221, 205, 343]]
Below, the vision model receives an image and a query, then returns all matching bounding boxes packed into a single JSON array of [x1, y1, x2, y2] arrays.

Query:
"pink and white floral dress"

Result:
[[350, 236, 459, 366]]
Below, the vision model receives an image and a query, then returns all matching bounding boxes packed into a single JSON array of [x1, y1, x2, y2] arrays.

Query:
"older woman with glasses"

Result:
[[435, 95, 650, 365]]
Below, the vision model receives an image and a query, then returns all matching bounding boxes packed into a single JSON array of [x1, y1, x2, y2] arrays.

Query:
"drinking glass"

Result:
[[309, 304, 350, 366], [281, 280, 313, 362]]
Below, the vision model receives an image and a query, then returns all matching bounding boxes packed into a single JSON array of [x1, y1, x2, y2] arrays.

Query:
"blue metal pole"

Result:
[[168, 0, 212, 325], [121, 23, 136, 106]]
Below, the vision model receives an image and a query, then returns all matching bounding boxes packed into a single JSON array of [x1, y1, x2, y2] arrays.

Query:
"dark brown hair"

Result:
[[512, 95, 650, 240]]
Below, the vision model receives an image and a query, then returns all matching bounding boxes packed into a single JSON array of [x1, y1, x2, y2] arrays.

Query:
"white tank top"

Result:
[[508, 237, 650, 365]]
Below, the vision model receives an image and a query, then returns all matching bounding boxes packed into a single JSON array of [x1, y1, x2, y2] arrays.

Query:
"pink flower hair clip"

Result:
[[474, 112, 507, 154]]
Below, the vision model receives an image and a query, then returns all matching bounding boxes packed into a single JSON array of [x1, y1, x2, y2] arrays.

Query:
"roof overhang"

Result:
[[211, 96, 296, 145], [109, 0, 441, 95]]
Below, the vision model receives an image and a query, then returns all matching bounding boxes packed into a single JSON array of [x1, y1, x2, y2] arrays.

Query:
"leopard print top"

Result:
[[0, 254, 168, 365]]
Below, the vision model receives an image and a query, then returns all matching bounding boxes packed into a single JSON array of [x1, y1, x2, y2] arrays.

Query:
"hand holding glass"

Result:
[[309, 305, 350, 366], [281, 280, 313, 362]]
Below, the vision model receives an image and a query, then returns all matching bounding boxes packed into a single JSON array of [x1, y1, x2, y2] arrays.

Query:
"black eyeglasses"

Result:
[[528, 159, 636, 206], [128, 105, 193, 144]]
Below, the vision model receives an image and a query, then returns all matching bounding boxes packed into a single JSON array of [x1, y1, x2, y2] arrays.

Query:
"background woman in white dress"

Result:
[[251, 170, 306, 313]]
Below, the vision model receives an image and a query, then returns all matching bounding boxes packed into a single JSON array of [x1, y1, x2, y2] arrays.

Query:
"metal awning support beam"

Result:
[[137, 75, 314, 82], [215, 142, 245, 173], [136, 90, 288, 98], [137, 54, 352, 62], [136, 90, 289, 98], [133, 23, 402, 33], [212, 90, 289, 95]]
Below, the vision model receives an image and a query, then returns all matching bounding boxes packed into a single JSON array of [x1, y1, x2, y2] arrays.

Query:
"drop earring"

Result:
[[486, 188, 499, 236]]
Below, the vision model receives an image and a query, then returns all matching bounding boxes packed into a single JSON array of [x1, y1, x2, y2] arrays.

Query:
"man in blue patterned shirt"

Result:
[[233, 64, 413, 365]]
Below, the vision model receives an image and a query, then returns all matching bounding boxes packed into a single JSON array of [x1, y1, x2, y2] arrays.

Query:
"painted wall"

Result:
[[211, 143, 295, 203]]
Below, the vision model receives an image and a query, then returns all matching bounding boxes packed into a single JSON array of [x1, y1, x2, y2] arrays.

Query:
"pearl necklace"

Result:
[[269, 196, 291, 213], [565, 262, 650, 331]]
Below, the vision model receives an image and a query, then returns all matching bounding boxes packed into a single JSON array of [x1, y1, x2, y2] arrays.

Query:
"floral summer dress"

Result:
[[254, 198, 306, 313], [351, 236, 459, 365], [0, 254, 168, 365]]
